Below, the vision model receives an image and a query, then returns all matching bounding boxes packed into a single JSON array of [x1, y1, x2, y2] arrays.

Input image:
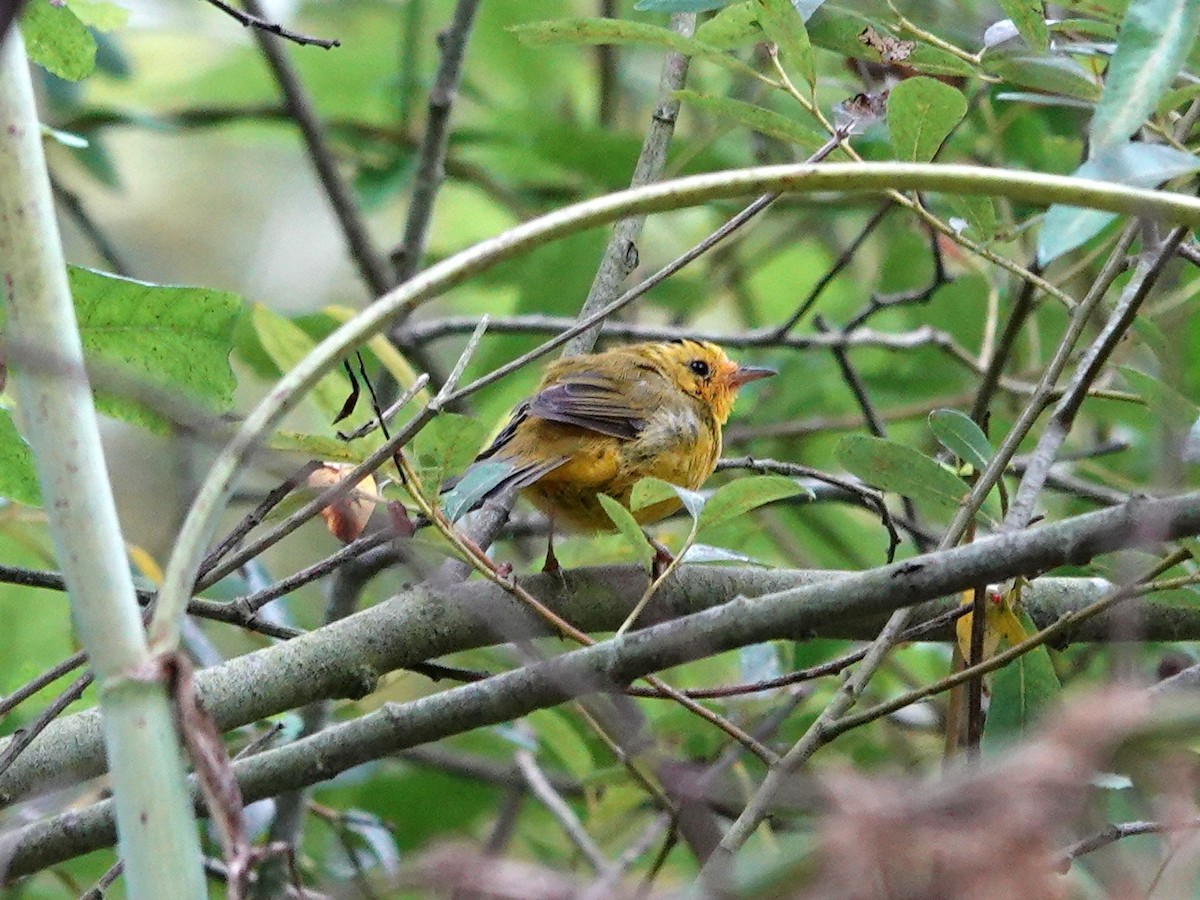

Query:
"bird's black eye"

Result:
[[688, 359, 710, 378]]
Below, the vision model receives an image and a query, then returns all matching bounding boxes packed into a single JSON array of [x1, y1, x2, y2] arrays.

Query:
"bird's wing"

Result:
[[474, 368, 656, 463], [525, 370, 650, 440]]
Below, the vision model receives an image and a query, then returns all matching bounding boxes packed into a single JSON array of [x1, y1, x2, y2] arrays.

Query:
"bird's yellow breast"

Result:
[[521, 401, 720, 531]]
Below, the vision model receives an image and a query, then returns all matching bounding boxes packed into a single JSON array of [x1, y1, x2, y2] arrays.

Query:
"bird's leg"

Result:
[[542, 517, 561, 574], [647, 534, 674, 582]]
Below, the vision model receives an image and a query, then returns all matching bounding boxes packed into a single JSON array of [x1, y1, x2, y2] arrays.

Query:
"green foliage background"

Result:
[[4, 0, 1200, 895]]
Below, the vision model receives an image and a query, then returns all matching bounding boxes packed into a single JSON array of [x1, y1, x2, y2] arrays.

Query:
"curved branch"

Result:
[[147, 161, 1200, 653]]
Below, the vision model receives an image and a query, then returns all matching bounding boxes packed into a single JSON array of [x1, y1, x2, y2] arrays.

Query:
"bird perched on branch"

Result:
[[447, 339, 774, 566]]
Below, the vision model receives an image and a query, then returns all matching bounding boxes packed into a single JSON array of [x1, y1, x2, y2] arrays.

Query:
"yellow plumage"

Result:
[[462, 340, 773, 531]]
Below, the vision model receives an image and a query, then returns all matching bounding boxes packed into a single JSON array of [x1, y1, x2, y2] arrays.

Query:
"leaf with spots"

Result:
[[0, 268, 240, 434]]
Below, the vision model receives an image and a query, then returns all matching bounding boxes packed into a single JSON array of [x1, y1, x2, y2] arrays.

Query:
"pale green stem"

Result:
[[149, 161, 1200, 653], [0, 32, 205, 898]]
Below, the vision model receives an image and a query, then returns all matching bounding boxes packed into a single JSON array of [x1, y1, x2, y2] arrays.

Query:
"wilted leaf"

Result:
[[598, 494, 653, 569], [929, 409, 994, 471], [836, 434, 968, 515], [1039, 142, 1200, 264], [698, 474, 809, 533], [1090, 0, 1200, 151], [323, 305, 431, 407], [887, 76, 967, 163], [20, 0, 96, 81], [307, 463, 378, 544], [858, 24, 913, 62]]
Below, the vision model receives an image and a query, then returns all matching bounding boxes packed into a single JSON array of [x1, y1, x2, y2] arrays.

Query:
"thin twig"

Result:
[[716, 456, 901, 563], [241, 0, 389, 292], [49, 177, 129, 275], [516, 749, 610, 872], [202, 0, 340, 49], [771, 201, 893, 336], [970, 262, 1040, 423], [1005, 226, 1187, 530], [390, 0, 482, 288], [565, 11, 695, 357], [1059, 818, 1200, 869], [0, 670, 91, 778]]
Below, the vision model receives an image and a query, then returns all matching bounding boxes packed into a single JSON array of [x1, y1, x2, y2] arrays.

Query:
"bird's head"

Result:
[[650, 339, 775, 424]]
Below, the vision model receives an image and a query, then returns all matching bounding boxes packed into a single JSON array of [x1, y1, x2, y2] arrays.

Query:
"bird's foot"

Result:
[[649, 537, 674, 582]]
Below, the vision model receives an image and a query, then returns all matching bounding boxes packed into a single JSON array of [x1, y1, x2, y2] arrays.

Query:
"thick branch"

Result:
[[6, 492, 1200, 876], [6, 494, 1200, 819]]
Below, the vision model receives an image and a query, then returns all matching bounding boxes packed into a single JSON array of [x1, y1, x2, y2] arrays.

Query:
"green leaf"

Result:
[[20, 0, 96, 81], [836, 434, 968, 516], [441, 461, 513, 522], [1131, 315, 1171, 364], [1120, 366, 1200, 430], [1090, 0, 1200, 151], [57, 267, 238, 432], [674, 90, 827, 152], [946, 194, 998, 242], [754, 0, 815, 87], [928, 409, 993, 471], [598, 494, 653, 569], [1039, 142, 1200, 265], [996, 0, 1048, 52], [411, 413, 489, 495], [269, 431, 366, 464], [524, 708, 595, 782], [0, 409, 42, 506], [64, 0, 129, 31], [694, 1, 759, 48], [886, 76, 967, 163], [635, 0, 734, 9], [981, 49, 1100, 101], [250, 304, 357, 429], [510, 18, 764, 81], [630, 476, 705, 520], [698, 474, 809, 533], [982, 611, 1062, 752]]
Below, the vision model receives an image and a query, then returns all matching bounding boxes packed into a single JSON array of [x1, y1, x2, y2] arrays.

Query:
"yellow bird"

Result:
[[457, 340, 774, 540]]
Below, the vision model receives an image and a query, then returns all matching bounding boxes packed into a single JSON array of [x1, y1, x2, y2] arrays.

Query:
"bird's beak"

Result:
[[728, 364, 776, 388]]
